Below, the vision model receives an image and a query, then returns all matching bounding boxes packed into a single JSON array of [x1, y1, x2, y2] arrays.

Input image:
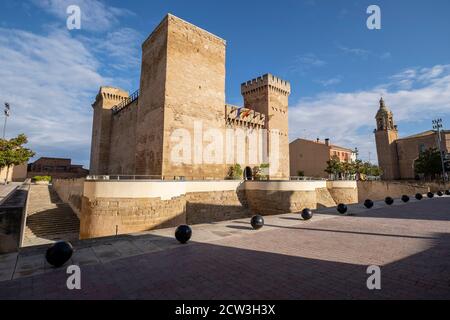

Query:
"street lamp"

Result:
[[353, 147, 359, 160], [3, 102, 10, 139], [432, 118, 447, 182]]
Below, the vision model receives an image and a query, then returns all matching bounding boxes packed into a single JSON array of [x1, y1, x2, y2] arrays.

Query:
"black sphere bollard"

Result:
[[175, 225, 192, 244], [250, 215, 264, 230], [45, 241, 73, 268], [301, 208, 313, 220], [401, 195, 410, 203], [364, 199, 374, 209], [415, 193, 423, 200], [437, 191, 444, 197], [385, 197, 394, 205], [427, 192, 434, 199], [445, 190, 450, 196], [337, 203, 348, 214]]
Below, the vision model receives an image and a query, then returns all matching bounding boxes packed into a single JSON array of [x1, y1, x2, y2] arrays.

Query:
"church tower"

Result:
[[374, 98, 400, 180]]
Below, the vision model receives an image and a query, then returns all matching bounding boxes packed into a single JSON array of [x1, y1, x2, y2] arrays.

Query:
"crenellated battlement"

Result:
[[241, 73, 291, 96], [92, 86, 130, 107], [225, 104, 266, 127]]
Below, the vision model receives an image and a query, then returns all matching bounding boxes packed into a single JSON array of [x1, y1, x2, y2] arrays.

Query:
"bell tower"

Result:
[[374, 97, 400, 180]]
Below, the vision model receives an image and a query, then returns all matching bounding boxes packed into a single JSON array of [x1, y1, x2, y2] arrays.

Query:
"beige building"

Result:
[[289, 138, 355, 178], [374, 97, 450, 180], [0, 164, 27, 183], [90, 14, 290, 180]]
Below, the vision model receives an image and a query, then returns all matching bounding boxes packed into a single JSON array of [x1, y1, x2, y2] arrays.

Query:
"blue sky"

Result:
[[1, 0, 450, 167]]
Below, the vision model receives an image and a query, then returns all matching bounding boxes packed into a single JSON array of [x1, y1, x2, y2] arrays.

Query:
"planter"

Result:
[[35, 181, 50, 185]]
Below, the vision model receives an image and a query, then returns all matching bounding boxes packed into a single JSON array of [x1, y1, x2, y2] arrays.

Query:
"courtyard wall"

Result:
[[52, 178, 437, 240]]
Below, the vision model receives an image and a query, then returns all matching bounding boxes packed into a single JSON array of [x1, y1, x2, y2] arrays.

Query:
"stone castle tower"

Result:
[[241, 74, 290, 179], [90, 14, 290, 179], [374, 97, 400, 180]]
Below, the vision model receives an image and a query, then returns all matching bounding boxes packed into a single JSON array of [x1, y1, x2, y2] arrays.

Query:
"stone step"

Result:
[[22, 184, 80, 247]]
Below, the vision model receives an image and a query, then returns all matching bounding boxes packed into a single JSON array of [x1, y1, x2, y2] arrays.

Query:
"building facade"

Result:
[[374, 98, 450, 180], [28, 157, 89, 179], [89, 14, 290, 180], [289, 138, 355, 178]]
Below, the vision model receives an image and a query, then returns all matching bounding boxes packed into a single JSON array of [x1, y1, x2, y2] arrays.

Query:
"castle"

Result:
[[374, 97, 450, 180], [89, 14, 290, 180]]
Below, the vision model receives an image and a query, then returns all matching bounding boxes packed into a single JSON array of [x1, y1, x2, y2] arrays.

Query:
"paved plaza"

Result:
[[0, 196, 450, 299]]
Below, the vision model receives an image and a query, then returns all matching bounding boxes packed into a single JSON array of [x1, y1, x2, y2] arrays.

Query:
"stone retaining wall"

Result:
[[357, 181, 430, 201], [53, 178, 84, 218], [61, 179, 437, 240], [80, 195, 186, 239]]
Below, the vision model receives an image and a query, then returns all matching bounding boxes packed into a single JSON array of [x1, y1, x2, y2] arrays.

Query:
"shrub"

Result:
[[33, 175, 52, 182], [227, 164, 243, 180]]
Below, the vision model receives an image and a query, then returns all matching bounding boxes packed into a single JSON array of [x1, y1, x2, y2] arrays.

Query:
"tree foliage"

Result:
[[324, 156, 382, 180], [227, 163, 243, 180], [414, 148, 442, 179], [0, 134, 35, 178]]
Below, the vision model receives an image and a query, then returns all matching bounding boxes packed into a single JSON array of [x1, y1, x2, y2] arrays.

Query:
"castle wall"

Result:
[[162, 15, 227, 179], [108, 100, 138, 175], [90, 87, 129, 175], [241, 74, 290, 179], [89, 14, 291, 180], [60, 178, 437, 240], [134, 17, 169, 176]]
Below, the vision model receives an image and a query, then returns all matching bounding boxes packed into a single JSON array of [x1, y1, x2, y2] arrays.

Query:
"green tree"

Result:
[[0, 134, 35, 184], [325, 156, 342, 179], [414, 148, 442, 180]]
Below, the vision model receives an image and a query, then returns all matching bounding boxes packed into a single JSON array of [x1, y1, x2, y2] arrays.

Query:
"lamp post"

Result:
[[353, 147, 359, 161], [3, 102, 10, 139], [432, 118, 447, 182]]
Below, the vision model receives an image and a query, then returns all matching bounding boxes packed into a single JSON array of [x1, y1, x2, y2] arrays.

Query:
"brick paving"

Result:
[[1, 197, 450, 299]]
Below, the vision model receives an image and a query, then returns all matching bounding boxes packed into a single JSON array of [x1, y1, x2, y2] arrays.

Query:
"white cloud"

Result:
[[291, 53, 326, 74], [31, 0, 134, 32], [0, 27, 111, 166], [337, 44, 370, 58], [289, 64, 450, 164], [82, 27, 142, 71], [316, 77, 342, 87], [336, 43, 391, 61], [296, 53, 326, 67]]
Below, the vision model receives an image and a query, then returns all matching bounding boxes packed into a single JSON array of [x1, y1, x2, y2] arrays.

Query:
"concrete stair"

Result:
[[22, 185, 80, 247]]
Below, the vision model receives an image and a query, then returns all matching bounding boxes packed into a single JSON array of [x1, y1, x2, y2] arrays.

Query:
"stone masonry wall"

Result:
[[357, 181, 430, 201], [80, 189, 252, 239], [80, 195, 186, 239], [186, 190, 251, 224], [53, 178, 85, 218], [245, 190, 317, 215]]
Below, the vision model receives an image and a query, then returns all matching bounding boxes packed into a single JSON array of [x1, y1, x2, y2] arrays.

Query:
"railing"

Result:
[[87, 175, 328, 182], [289, 176, 327, 181], [86, 175, 229, 181], [112, 89, 139, 115]]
